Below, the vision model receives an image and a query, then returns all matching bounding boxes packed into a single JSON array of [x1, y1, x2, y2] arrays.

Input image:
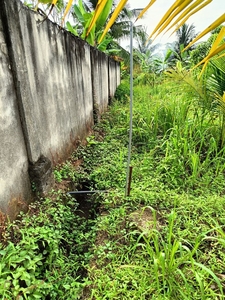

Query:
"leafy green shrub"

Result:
[[114, 82, 130, 102], [133, 72, 156, 86], [0, 195, 96, 299], [54, 162, 76, 183]]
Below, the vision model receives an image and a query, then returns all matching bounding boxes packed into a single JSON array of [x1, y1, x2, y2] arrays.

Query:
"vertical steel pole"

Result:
[[125, 21, 133, 197]]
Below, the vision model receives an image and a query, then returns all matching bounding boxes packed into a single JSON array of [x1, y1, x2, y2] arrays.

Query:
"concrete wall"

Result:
[[0, 15, 31, 219], [0, 0, 120, 218], [91, 48, 109, 116], [108, 58, 119, 103]]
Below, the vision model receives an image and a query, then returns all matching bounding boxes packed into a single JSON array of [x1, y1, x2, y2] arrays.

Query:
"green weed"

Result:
[[2, 76, 225, 299], [78, 77, 225, 299], [0, 194, 96, 299], [114, 81, 130, 102]]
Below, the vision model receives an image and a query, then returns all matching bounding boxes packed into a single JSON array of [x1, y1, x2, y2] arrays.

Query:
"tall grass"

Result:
[[75, 75, 225, 299], [88, 204, 225, 299], [123, 77, 225, 191], [131, 209, 224, 299], [105, 75, 225, 194]]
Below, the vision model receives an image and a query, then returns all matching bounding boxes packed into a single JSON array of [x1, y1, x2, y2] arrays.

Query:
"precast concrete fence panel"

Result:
[[0, 0, 120, 218]]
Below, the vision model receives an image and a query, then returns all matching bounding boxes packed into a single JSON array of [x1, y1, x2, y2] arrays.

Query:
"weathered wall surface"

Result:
[[0, 0, 120, 217], [0, 15, 31, 219], [91, 49, 109, 115], [108, 58, 120, 103]]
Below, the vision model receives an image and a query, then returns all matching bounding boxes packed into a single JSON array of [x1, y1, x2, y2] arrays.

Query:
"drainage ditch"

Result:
[[68, 190, 107, 220], [64, 182, 108, 290]]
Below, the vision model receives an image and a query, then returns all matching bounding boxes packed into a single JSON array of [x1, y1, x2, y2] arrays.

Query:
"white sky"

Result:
[[126, 0, 224, 45]]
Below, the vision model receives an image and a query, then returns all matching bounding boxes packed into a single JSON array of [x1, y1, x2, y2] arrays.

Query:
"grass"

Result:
[[80, 77, 225, 299], [1, 76, 225, 299]]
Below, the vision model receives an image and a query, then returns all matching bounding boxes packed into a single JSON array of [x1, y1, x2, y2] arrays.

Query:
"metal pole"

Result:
[[125, 21, 133, 197], [127, 166, 133, 197]]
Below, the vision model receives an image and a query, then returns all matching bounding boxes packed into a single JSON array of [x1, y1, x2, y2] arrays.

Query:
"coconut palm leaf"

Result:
[[174, 23, 197, 52], [61, 0, 73, 24], [207, 56, 225, 96], [33, 0, 224, 61], [98, 0, 128, 43], [85, 0, 109, 37], [193, 26, 225, 76], [135, 0, 156, 22], [148, 0, 182, 40], [148, 0, 213, 41], [155, 0, 195, 38], [168, 0, 212, 36], [184, 13, 225, 51]]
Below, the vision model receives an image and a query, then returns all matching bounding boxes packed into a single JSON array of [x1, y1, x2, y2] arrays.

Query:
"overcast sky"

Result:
[[126, 0, 224, 44]]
